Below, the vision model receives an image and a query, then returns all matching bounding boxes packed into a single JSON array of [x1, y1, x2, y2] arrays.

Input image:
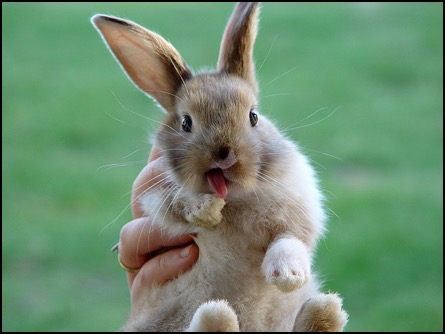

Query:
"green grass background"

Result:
[[2, 2, 443, 332]]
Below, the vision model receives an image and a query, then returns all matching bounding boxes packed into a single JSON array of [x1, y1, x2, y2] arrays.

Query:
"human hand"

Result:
[[116, 146, 199, 304]]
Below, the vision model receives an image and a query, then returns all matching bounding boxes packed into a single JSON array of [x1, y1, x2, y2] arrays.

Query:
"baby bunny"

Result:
[[92, 2, 348, 331]]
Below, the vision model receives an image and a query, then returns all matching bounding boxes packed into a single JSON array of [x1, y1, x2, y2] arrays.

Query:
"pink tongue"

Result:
[[207, 169, 228, 199]]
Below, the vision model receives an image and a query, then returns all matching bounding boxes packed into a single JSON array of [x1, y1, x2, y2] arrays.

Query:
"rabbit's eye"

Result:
[[181, 115, 192, 132], [249, 109, 258, 127]]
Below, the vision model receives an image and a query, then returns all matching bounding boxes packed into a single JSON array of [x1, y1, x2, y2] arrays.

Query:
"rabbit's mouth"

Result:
[[206, 168, 232, 199]]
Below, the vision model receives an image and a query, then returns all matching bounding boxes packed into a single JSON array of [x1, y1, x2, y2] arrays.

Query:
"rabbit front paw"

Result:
[[184, 194, 226, 228], [262, 237, 311, 293]]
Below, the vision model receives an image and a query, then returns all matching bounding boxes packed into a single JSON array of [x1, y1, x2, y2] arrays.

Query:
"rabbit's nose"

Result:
[[215, 146, 237, 170], [217, 146, 230, 161]]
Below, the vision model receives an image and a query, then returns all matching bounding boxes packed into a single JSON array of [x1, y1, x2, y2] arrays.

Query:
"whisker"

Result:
[[120, 170, 171, 199], [103, 110, 127, 124], [281, 107, 328, 132], [112, 92, 152, 121], [99, 200, 133, 235], [306, 156, 327, 170], [303, 148, 343, 161], [137, 183, 177, 263], [99, 172, 172, 234], [256, 34, 278, 76], [161, 173, 193, 228], [285, 106, 341, 132], [157, 41, 189, 98], [96, 160, 147, 172], [265, 66, 297, 86], [262, 92, 291, 99], [255, 172, 310, 222], [157, 124, 204, 151], [120, 148, 145, 160]]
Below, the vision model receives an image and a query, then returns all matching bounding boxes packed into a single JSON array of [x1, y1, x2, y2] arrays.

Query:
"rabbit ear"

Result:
[[91, 15, 192, 113], [217, 2, 260, 93]]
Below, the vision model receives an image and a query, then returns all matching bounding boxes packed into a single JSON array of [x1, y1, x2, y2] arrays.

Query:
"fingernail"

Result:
[[180, 244, 192, 258], [110, 243, 119, 253]]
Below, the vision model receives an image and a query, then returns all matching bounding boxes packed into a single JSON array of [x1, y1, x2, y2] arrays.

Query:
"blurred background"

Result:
[[2, 2, 442, 332]]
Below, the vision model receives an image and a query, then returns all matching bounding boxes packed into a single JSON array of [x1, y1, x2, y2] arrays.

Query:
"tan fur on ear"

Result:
[[91, 15, 192, 113], [217, 2, 260, 94]]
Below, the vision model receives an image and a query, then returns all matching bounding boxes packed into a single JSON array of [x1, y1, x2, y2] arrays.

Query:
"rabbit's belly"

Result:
[[137, 244, 318, 331]]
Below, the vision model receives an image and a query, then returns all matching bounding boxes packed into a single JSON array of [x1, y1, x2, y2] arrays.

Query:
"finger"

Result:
[[130, 243, 199, 295], [131, 156, 165, 219], [118, 217, 195, 281]]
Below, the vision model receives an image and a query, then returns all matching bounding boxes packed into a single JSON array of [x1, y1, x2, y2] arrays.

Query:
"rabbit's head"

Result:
[[92, 3, 291, 200]]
